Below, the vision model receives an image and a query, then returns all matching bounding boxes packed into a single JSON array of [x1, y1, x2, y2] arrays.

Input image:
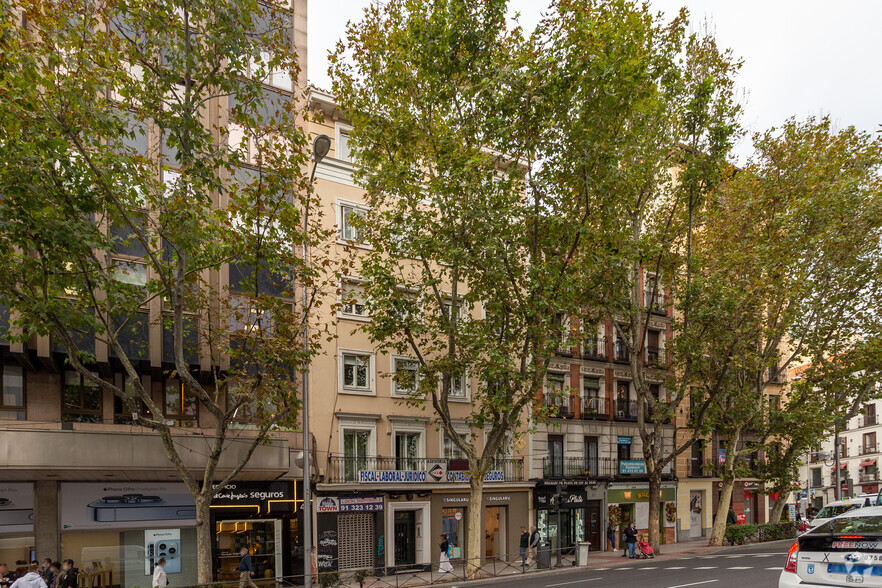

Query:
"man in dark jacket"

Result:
[[237, 548, 257, 588], [623, 522, 639, 559], [54, 561, 76, 588], [0, 563, 16, 588]]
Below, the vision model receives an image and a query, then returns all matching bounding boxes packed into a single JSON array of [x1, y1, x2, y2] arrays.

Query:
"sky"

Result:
[[308, 0, 882, 160]]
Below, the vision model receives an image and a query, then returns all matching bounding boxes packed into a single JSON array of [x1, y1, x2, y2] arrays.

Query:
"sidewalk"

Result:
[[354, 541, 736, 588]]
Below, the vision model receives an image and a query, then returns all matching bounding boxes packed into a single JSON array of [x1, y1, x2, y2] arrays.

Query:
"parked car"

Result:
[[779, 505, 882, 587]]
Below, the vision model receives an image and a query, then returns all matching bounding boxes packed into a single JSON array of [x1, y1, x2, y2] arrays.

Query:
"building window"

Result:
[[337, 128, 352, 162], [341, 281, 368, 318], [646, 330, 662, 366], [339, 203, 366, 244], [62, 370, 102, 423], [392, 357, 419, 396], [165, 378, 198, 427], [645, 272, 664, 312], [341, 351, 373, 394], [442, 431, 466, 460], [395, 432, 421, 471], [615, 381, 636, 420], [864, 432, 877, 455], [343, 429, 371, 482], [112, 373, 150, 424], [811, 467, 822, 488], [690, 441, 705, 477], [448, 373, 467, 399], [0, 366, 25, 421], [545, 373, 568, 414]]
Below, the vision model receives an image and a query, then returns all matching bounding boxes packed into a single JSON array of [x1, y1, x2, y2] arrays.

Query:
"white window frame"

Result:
[[336, 198, 370, 247], [544, 371, 569, 407], [337, 417, 378, 457], [339, 277, 370, 321], [391, 355, 420, 397], [338, 349, 376, 396], [390, 418, 427, 462], [440, 426, 470, 461], [335, 122, 353, 163], [439, 371, 470, 402]]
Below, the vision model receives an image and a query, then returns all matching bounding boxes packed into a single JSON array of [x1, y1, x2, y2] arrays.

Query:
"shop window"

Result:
[[165, 378, 198, 427], [112, 373, 150, 424], [62, 370, 102, 423], [442, 507, 464, 559], [215, 520, 280, 582], [0, 365, 25, 421]]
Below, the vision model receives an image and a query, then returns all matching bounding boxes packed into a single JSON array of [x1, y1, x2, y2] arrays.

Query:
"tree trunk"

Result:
[[195, 494, 214, 585], [466, 474, 485, 579], [768, 491, 788, 524], [647, 471, 662, 553], [708, 476, 735, 546]]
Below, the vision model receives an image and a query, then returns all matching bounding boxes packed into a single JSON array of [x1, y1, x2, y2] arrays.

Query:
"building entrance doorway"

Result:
[[484, 507, 506, 559], [394, 511, 416, 566], [690, 491, 704, 539]]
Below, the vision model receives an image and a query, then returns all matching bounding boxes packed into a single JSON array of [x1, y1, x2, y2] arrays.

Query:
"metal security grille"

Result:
[[338, 513, 374, 570]]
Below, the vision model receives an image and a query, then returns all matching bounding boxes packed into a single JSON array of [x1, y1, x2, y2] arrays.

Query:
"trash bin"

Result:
[[575, 541, 591, 566], [537, 542, 551, 569]]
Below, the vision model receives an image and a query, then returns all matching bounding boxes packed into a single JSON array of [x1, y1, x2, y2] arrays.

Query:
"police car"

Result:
[[780, 505, 882, 586]]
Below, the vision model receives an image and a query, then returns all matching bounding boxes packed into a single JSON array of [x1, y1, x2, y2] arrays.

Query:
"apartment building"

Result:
[[0, 1, 309, 586], [530, 281, 677, 552], [306, 88, 531, 573], [800, 392, 882, 511]]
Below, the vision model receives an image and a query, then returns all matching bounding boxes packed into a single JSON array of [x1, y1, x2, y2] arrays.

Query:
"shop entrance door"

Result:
[[394, 511, 416, 566], [442, 507, 465, 560], [484, 507, 505, 559], [215, 520, 281, 582], [690, 491, 703, 539], [586, 505, 601, 551]]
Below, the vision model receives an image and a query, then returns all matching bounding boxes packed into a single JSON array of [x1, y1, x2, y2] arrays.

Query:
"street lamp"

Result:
[[303, 133, 330, 588]]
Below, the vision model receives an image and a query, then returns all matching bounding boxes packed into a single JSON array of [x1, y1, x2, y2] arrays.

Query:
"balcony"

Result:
[[859, 415, 878, 428], [580, 396, 609, 420], [544, 394, 574, 419], [860, 443, 879, 456], [860, 470, 880, 483], [646, 346, 664, 367], [614, 340, 630, 363], [542, 456, 674, 480], [325, 455, 525, 484], [614, 398, 637, 421], [580, 337, 608, 361]]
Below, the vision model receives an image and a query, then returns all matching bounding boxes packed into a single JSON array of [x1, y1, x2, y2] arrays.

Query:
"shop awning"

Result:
[[860, 459, 877, 467], [831, 464, 848, 471]]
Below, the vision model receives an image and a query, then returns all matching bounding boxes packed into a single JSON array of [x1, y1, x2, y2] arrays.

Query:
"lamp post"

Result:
[[304, 134, 330, 588]]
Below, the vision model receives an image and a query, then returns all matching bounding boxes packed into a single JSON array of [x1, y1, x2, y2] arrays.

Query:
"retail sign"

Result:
[[788, 504, 797, 520], [358, 470, 427, 483], [608, 487, 676, 503], [212, 481, 293, 512], [339, 496, 384, 512], [534, 487, 587, 509], [0, 483, 34, 534], [442, 497, 470, 504], [619, 460, 647, 475], [145, 529, 182, 575], [317, 497, 339, 513], [61, 483, 196, 530], [617, 436, 632, 445], [446, 471, 504, 483], [427, 461, 447, 482]]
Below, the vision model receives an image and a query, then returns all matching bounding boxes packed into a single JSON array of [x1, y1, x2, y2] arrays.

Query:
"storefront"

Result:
[[430, 490, 530, 565], [314, 495, 385, 573], [210, 481, 299, 583], [0, 483, 35, 576], [607, 484, 677, 545], [533, 484, 604, 553], [712, 481, 765, 526]]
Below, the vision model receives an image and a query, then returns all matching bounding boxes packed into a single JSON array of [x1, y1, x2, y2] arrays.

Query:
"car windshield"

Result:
[[816, 504, 859, 519]]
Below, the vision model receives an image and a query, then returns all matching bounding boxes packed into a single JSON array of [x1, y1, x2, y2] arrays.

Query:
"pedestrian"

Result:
[[236, 547, 257, 588], [438, 534, 454, 574], [10, 563, 47, 588], [151, 558, 167, 588], [54, 561, 76, 588], [528, 525, 540, 561], [726, 507, 737, 526], [606, 523, 617, 552], [0, 564, 16, 588], [46, 564, 60, 588], [37, 562, 51, 588], [624, 522, 638, 559], [519, 526, 530, 567]]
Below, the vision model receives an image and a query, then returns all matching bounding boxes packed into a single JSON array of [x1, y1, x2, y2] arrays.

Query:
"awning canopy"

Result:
[[831, 464, 849, 471], [860, 459, 877, 467]]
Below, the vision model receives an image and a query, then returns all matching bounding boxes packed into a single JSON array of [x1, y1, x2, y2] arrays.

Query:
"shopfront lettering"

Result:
[[358, 470, 427, 483], [445, 471, 504, 483]]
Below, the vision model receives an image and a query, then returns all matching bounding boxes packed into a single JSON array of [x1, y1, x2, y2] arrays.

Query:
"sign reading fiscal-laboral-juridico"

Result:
[[357, 470, 504, 483]]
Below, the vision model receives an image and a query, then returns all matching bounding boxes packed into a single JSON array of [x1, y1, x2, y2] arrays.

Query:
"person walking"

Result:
[[11, 564, 47, 588], [54, 561, 76, 588], [623, 522, 638, 559], [46, 564, 60, 588], [151, 558, 167, 588], [438, 534, 454, 574], [237, 548, 257, 588], [38, 561, 52, 588], [726, 507, 737, 526], [518, 526, 530, 567], [528, 526, 541, 561], [606, 523, 617, 552]]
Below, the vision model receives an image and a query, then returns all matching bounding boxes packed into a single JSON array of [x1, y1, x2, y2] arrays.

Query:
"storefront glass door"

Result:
[[484, 507, 505, 559], [215, 520, 280, 583], [441, 507, 465, 560]]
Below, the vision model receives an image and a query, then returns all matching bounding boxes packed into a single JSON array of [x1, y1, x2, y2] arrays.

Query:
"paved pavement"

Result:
[[428, 541, 792, 588]]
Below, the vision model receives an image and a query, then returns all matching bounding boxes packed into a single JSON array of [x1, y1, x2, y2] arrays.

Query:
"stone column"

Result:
[[34, 481, 60, 560]]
